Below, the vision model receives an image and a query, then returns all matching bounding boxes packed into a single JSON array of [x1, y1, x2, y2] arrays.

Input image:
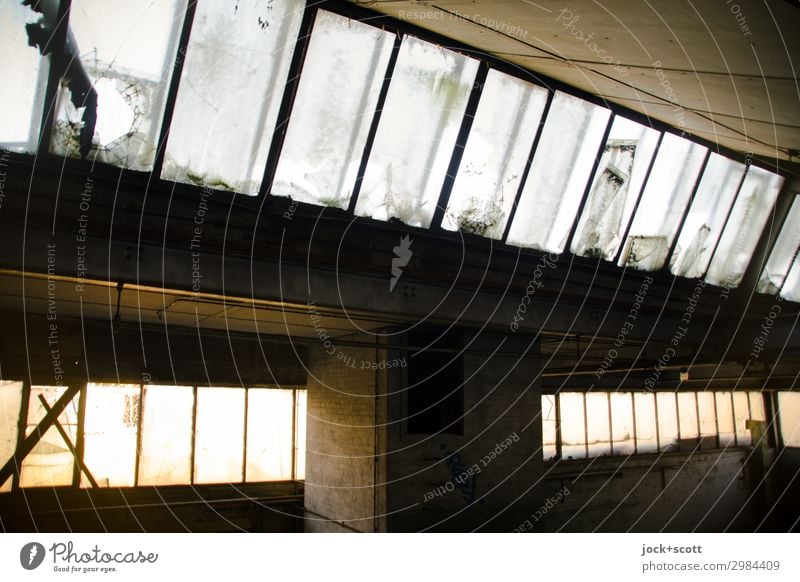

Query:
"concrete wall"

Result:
[[386, 331, 545, 532], [304, 336, 387, 532]]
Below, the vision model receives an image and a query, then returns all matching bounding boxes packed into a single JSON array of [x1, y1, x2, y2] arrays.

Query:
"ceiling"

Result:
[[350, 0, 800, 166]]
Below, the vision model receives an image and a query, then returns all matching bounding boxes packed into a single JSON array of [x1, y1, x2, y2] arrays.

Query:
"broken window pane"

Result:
[[619, 133, 707, 270], [82, 383, 140, 487], [355, 36, 480, 227], [677, 391, 699, 442], [294, 389, 306, 480], [733, 391, 751, 446], [571, 117, 660, 260], [541, 394, 557, 461], [163, 0, 305, 194], [697, 392, 717, 439], [0, 380, 23, 492], [610, 392, 635, 455], [0, 1, 50, 152], [138, 385, 193, 485], [442, 70, 548, 238], [272, 11, 394, 209], [758, 195, 800, 295], [778, 392, 800, 448], [705, 166, 783, 288], [781, 250, 800, 302], [50, 0, 185, 170], [559, 393, 586, 460], [20, 386, 79, 488], [656, 392, 679, 452], [670, 154, 747, 278], [715, 392, 735, 447], [246, 388, 294, 481], [634, 392, 658, 453], [194, 387, 245, 484], [507, 92, 611, 252]]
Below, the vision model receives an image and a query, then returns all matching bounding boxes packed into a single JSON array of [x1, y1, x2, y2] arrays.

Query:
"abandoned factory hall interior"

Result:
[[1, 0, 800, 533]]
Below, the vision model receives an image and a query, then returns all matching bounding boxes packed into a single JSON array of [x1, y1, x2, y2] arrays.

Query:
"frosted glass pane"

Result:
[[619, 133, 707, 270], [586, 393, 611, 457], [677, 392, 699, 440], [559, 393, 586, 459], [571, 117, 660, 260], [656, 392, 679, 452], [758, 195, 800, 295], [356, 36, 480, 227], [0, 1, 49, 152], [783, 254, 800, 302], [733, 392, 751, 446], [778, 392, 800, 448], [246, 389, 294, 481], [697, 392, 717, 438], [670, 154, 747, 278], [163, 0, 305, 194], [507, 91, 611, 252], [442, 70, 548, 238], [748, 391, 766, 421], [706, 166, 783, 287], [138, 385, 193, 485], [0, 381, 23, 492], [82, 383, 139, 487], [295, 390, 306, 479], [634, 392, 658, 453], [541, 395, 557, 461], [715, 392, 736, 447], [50, 0, 185, 170], [21, 386, 78, 488], [610, 392, 635, 455], [272, 11, 394, 209], [194, 387, 245, 484]]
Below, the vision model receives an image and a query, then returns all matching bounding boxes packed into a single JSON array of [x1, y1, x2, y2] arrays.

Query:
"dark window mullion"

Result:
[[12, 380, 32, 491], [259, 3, 319, 197], [347, 32, 403, 214], [430, 62, 489, 230], [36, 0, 73, 159], [501, 90, 554, 243], [72, 383, 88, 487], [151, 0, 200, 180]]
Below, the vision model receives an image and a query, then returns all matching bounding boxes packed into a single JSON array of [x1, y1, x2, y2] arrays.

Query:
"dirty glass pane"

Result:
[[733, 391, 751, 446], [715, 392, 735, 447], [706, 166, 783, 288], [697, 392, 717, 438], [0, 1, 50, 152], [748, 391, 766, 421], [677, 392, 699, 441], [82, 383, 140, 487], [294, 389, 306, 479], [507, 91, 611, 252], [50, 0, 185, 170], [246, 388, 294, 481], [619, 133, 707, 270], [670, 154, 747, 278], [138, 385, 193, 485], [586, 393, 611, 457], [355, 35, 479, 227], [272, 11, 394, 209], [559, 393, 586, 460], [163, 0, 305, 194], [541, 394, 557, 461], [758, 195, 800, 295], [20, 386, 79, 488], [442, 70, 548, 238], [634, 392, 658, 453], [194, 387, 245, 484], [656, 392, 679, 452], [610, 392, 635, 455], [778, 392, 800, 448], [571, 117, 659, 260], [0, 380, 23, 492]]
